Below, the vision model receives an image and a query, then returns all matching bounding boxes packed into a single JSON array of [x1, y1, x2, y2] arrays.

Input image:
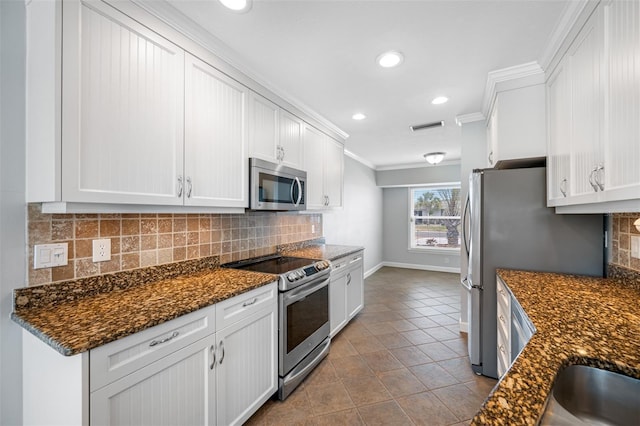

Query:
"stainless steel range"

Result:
[[225, 255, 331, 399]]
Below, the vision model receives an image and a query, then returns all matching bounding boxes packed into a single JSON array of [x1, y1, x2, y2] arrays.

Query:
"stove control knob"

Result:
[[287, 273, 297, 282], [296, 270, 305, 278]]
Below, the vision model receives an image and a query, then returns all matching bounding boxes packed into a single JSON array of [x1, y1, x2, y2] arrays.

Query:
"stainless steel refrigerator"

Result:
[[462, 165, 604, 379]]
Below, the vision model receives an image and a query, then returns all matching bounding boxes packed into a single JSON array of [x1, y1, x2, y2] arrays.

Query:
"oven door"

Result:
[[279, 276, 330, 376]]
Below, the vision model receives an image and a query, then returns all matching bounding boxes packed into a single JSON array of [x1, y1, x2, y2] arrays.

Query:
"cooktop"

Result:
[[224, 255, 320, 275]]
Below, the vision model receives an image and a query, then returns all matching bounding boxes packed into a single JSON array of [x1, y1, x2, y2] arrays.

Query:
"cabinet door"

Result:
[[547, 60, 572, 205], [279, 109, 304, 168], [184, 53, 248, 207], [324, 136, 344, 208], [346, 260, 364, 319], [248, 92, 279, 163], [216, 307, 277, 426], [569, 7, 604, 200], [329, 268, 348, 336], [303, 125, 327, 209], [91, 335, 216, 426], [62, 0, 184, 205], [603, 0, 640, 199]]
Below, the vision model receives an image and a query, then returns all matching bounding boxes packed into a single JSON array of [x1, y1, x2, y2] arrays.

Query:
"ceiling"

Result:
[[161, 0, 569, 169]]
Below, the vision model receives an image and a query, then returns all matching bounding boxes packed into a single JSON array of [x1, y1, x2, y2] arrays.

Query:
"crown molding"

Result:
[[481, 61, 545, 117], [129, 0, 349, 141], [538, 0, 598, 74], [455, 112, 485, 127], [344, 149, 376, 170], [375, 159, 461, 172]]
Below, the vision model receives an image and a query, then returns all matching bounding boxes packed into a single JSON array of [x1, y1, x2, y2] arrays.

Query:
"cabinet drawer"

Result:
[[90, 304, 216, 392], [216, 282, 277, 330], [496, 278, 510, 311], [497, 328, 510, 373], [332, 251, 363, 273], [497, 302, 511, 340]]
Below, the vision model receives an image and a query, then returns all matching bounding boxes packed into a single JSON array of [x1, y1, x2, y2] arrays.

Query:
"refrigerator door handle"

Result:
[[461, 276, 482, 291], [462, 195, 471, 258]]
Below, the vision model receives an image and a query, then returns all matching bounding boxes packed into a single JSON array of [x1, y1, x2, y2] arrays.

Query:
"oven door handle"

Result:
[[283, 277, 329, 304]]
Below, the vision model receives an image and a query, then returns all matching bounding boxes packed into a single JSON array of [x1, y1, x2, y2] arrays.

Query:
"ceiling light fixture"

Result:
[[424, 152, 445, 165], [377, 51, 404, 68], [352, 113, 366, 120], [432, 96, 449, 105], [219, 0, 252, 12]]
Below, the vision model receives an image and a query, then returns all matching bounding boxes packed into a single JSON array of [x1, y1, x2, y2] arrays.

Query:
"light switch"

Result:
[[631, 236, 640, 259], [34, 243, 68, 269]]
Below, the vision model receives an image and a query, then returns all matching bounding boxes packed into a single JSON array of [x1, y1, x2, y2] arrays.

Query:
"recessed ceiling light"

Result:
[[432, 96, 449, 105], [376, 51, 404, 68], [219, 0, 252, 12], [352, 113, 366, 120]]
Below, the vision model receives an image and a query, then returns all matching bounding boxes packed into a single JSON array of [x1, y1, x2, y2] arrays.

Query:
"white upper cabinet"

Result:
[[278, 109, 304, 168], [548, 1, 640, 212], [303, 125, 344, 209], [568, 7, 604, 202], [547, 60, 572, 204], [485, 83, 547, 168], [62, 0, 184, 205], [602, 0, 640, 201], [248, 92, 303, 169], [184, 54, 248, 208]]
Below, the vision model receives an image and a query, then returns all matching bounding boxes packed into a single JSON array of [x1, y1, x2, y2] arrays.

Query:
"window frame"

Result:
[[408, 184, 462, 253]]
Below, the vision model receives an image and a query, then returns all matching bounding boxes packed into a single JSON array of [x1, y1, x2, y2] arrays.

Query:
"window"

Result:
[[410, 186, 461, 250]]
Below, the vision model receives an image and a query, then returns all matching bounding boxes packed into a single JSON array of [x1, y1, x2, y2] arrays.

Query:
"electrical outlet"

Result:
[[92, 239, 111, 262], [34, 243, 68, 269], [631, 236, 640, 259]]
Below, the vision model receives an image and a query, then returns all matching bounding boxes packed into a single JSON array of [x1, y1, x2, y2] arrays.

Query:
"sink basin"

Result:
[[539, 365, 640, 425]]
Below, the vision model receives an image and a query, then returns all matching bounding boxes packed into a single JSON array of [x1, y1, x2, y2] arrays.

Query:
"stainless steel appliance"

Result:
[[462, 165, 604, 379], [224, 255, 331, 399], [249, 158, 306, 211]]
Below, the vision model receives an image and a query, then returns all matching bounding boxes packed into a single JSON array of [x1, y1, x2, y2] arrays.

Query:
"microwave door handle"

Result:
[[290, 177, 302, 207]]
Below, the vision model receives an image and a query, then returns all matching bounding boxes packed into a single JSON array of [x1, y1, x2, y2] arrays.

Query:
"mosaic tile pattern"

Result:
[[610, 212, 640, 272], [471, 269, 640, 426], [27, 204, 322, 286]]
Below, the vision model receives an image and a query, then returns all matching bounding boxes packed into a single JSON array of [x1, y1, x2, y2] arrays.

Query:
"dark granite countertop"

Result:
[[471, 269, 640, 425], [12, 267, 276, 356], [282, 244, 364, 262]]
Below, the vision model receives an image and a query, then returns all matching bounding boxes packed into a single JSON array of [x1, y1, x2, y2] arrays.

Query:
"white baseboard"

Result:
[[364, 262, 384, 279], [459, 319, 469, 333], [381, 261, 461, 274]]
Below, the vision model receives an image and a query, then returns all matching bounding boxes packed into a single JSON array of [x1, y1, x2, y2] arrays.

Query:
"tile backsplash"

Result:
[[28, 204, 322, 286], [610, 213, 640, 272]]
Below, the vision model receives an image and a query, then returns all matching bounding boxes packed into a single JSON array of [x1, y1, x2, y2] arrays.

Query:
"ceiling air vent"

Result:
[[410, 120, 444, 131]]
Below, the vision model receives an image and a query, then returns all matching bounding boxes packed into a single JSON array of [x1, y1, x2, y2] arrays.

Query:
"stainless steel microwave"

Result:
[[249, 158, 306, 211]]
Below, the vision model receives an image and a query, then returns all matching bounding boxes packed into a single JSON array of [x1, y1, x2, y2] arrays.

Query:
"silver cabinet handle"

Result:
[[177, 176, 183, 198], [219, 340, 225, 364], [327, 195, 330, 206], [560, 178, 567, 197], [210, 344, 216, 370], [589, 167, 599, 191], [346, 273, 352, 285], [149, 331, 179, 347], [242, 297, 258, 307], [186, 176, 193, 198], [499, 314, 505, 323], [488, 151, 493, 165], [595, 165, 605, 191], [349, 256, 362, 264], [499, 289, 506, 297], [499, 344, 506, 354], [280, 146, 285, 161]]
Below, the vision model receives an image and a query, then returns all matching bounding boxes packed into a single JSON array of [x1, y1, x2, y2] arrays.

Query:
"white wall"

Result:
[[323, 155, 383, 275], [0, 0, 26, 423], [459, 120, 488, 332], [382, 187, 460, 272]]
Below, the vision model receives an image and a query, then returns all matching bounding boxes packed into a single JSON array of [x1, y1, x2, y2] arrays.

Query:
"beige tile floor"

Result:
[[246, 267, 497, 425]]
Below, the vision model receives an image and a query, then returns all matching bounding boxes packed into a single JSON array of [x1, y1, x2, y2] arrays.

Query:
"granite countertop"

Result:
[[283, 244, 364, 262], [12, 267, 276, 356], [471, 269, 640, 425]]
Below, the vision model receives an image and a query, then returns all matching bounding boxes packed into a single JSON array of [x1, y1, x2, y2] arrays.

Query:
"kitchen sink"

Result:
[[539, 365, 640, 425]]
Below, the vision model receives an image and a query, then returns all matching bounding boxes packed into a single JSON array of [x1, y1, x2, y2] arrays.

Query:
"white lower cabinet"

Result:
[[329, 251, 364, 336], [496, 276, 535, 378], [23, 283, 277, 426]]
